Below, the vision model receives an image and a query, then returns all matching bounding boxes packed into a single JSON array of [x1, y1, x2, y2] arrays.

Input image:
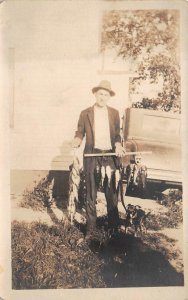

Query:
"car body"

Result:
[[122, 108, 182, 189]]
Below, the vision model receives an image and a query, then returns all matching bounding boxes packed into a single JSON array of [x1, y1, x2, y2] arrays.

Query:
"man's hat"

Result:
[[92, 80, 115, 96]]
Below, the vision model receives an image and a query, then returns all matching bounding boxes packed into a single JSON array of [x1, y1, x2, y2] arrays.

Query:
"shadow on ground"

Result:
[[90, 232, 183, 287], [73, 216, 184, 288], [12, 217, 184, 289]]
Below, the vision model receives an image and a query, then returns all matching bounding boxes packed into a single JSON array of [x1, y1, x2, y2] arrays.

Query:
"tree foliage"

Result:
[[101, 10, 180, 112]]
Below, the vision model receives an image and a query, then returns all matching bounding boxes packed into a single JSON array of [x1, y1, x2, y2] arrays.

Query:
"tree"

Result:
[[101, 10, 180, 112]]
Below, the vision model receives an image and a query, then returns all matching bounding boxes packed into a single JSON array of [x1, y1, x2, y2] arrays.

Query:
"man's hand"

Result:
[[72, 137, 82, 148], [115, 143, 126, 157]]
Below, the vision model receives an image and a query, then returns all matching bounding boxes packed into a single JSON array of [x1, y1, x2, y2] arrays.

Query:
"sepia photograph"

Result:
[[0, 0, 188, 299]]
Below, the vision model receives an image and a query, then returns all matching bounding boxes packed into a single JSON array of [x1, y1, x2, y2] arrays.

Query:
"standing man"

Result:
[[72, 80, 126, 239]]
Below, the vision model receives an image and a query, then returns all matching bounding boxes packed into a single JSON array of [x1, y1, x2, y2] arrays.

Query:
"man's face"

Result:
[[95, 89, 111, 107]]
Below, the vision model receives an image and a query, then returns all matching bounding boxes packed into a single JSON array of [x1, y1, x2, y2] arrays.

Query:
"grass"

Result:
[[12, 219, 184, 289], [20, 177, 50, 211], [12, 178, 184, 288], [146, 202, 183, 231], [12, 220, 106, 289]]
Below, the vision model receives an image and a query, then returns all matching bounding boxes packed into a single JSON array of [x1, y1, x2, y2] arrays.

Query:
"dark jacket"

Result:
[[75, 105, 121, 154]]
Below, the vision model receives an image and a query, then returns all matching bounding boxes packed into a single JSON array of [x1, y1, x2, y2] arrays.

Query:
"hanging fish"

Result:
[[106, 165, 112, 187], [48, 177, 55, 203], [67, 192, 76, 225], [71, 169, 80, 188], [95, 164, 101, 188], [81, 169, 87, 198], [78, 168, 87, 208], [101, 166, 106, 186], [115, 169, 121, 190], [133, 164, 139, 185], [126, 163, 135, 188], [72, 157, 80, 188], [68, 154, 81, 224]]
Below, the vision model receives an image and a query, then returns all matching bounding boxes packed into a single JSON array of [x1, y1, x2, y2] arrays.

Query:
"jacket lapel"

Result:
[[87, 106, 95, 137], [107, 106, 114, 142]]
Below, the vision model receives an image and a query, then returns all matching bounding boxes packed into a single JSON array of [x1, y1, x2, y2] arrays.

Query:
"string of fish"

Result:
[[95, 159, 121, 190], [67, 155, 80, 224]]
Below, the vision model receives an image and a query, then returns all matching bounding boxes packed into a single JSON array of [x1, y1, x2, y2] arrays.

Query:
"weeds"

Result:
[[19, 177, 50, 211], [147, 189, 183, 231], [12, 220, 105, 289], [12, 178, 184, 288]]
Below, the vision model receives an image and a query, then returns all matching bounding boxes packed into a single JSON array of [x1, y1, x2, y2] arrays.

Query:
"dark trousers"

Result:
[[84, 149, 120, 232]]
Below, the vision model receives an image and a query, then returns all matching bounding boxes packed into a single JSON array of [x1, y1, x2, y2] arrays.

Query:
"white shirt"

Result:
[[94, 105, 112, 150]]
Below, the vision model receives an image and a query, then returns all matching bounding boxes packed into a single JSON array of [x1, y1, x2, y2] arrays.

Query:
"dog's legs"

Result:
[[134, 225, 138, 237], [141, 223, 147, 234]]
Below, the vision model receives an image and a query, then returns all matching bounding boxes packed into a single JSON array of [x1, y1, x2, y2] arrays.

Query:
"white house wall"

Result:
[[5, 0, 186, 170], [6, 1, 130, 170]]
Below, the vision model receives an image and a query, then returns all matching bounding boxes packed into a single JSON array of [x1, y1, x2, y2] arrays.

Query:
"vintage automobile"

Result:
[[46, 107, 182, 203], [122, 108, 182, 193]]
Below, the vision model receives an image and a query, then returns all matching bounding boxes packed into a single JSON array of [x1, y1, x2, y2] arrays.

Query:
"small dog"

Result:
[[124, 204, 135, 233], [124, 204, 150, 236]]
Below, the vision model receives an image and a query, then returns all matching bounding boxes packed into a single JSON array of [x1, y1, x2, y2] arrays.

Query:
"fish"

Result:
[[106, 165, 112, 187], [68, 155, 81, 224], [101, 166, 106, 186], [95, 164, 101, 187], [48, 178, 55, 202], [67, 192, 76, 225]]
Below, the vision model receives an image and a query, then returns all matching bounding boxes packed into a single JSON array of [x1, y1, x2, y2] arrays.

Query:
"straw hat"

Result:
[[92, 80, 115, 96]]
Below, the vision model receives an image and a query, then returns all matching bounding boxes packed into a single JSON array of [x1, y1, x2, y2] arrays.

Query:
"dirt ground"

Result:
[[11, 170, 184, 288]]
